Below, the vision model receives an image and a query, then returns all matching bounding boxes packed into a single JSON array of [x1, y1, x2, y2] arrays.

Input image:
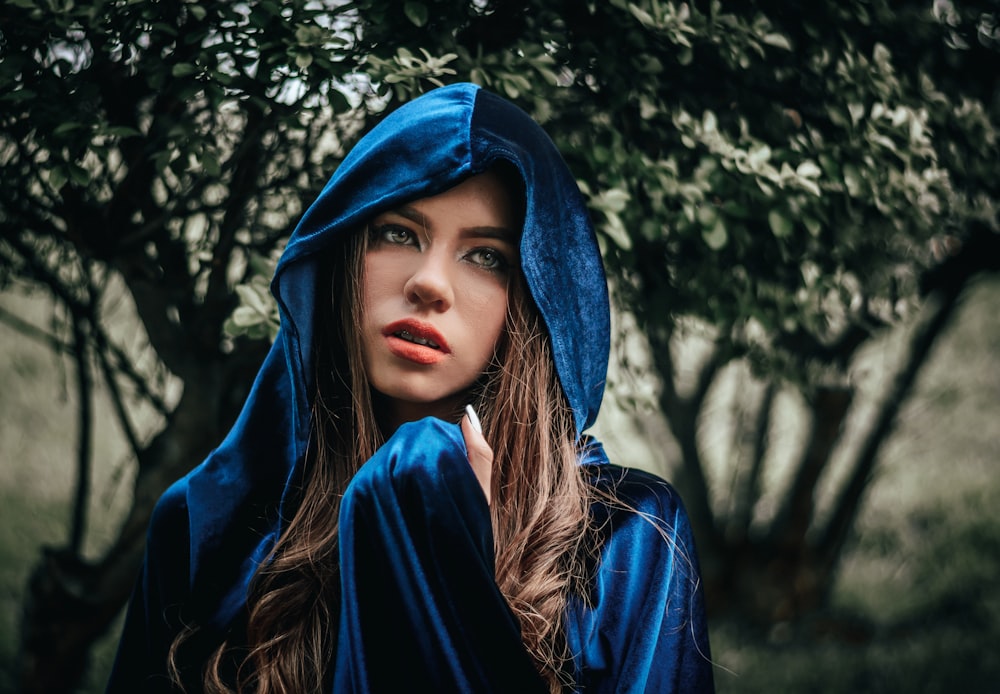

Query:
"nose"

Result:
[[403, 250, 454, 311]]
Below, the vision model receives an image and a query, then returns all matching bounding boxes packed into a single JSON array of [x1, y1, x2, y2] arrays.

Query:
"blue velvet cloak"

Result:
[[107, 83, 714, 693]]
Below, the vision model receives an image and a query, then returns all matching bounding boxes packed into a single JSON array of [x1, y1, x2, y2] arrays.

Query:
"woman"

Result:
[[108, 83, 714, 693]]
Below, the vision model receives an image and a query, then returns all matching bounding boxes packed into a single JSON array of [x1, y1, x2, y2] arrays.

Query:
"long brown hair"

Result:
[[172, 193, 597, 693]]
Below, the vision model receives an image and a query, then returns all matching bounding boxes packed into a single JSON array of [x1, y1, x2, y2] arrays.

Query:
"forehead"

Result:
[[382, 170, 522, 236]]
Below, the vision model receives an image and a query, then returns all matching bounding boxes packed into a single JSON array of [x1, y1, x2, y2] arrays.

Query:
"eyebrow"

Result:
[[386, 205, 518, 244]]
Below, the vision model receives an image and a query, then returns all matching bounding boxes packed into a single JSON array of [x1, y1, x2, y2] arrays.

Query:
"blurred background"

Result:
[[1, 1, 997, 692]]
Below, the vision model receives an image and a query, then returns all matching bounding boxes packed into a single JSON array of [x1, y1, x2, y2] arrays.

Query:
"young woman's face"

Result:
[[360, 170, 520, 427]]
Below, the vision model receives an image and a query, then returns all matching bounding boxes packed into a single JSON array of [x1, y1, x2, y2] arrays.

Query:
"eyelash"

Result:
[[369, 224, 511, 274], [466, 248, 508, 272], [373, 224, 415, 246]]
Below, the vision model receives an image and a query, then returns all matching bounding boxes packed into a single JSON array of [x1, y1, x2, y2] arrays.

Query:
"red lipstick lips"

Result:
[[382, 319, 450, 365]]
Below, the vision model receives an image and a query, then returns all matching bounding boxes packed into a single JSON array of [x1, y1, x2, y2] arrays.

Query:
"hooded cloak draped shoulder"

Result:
[[107, 83, 714, 693]]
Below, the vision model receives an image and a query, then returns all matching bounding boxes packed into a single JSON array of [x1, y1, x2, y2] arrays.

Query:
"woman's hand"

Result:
[[461, 405, 492, 505]]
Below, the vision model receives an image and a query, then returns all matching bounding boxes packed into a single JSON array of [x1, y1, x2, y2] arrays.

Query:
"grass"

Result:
[[710, 489, 1000, 693], [1, 274, 997, 692]]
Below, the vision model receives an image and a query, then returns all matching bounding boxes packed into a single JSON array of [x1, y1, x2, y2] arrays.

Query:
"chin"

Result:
[[371, 377, 472, 420]]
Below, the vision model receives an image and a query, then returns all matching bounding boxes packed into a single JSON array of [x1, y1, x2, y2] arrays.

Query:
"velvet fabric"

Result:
[[107, 83, 714, 692]]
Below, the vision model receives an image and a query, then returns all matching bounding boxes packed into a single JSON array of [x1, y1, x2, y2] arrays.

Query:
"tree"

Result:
[[0, 0, 997, 690], [1, 1, 373, 690]]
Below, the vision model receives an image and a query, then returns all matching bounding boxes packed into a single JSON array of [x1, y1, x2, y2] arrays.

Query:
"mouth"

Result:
[[393, 329, 440, 350], [382, 319, 451, 364]]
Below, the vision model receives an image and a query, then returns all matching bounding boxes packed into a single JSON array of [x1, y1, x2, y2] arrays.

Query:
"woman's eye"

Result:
[[374, 225, 415, 245], [468, 248, 508, 271]]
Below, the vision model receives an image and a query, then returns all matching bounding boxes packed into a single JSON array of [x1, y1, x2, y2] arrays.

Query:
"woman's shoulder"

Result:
[[582, 455, 689, 521], [580, 455, 699, 571], [580, 438, 685, 517], [588, 462, 679, 495], [146, 475, 191, 544]]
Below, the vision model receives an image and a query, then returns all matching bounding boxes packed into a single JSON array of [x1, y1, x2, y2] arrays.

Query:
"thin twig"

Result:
[[86, 274, 145, 465], [0, 304, 73, 354]]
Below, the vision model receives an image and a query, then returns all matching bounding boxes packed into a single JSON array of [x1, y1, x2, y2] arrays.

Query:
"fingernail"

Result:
[[465, 404, 482, 434]]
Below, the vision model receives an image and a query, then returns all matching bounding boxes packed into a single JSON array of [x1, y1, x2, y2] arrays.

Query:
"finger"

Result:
[[461, 409, 493, 505]]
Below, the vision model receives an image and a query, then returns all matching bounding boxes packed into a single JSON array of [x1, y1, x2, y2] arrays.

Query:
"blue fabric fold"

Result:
[[333, 418, 547, 693], [567, 464, 715, 693]]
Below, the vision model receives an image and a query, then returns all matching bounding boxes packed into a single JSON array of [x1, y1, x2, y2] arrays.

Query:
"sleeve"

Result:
[[105, 481, 193, 694], [565, 466, 715, 693], [332, 416, 548, 694]]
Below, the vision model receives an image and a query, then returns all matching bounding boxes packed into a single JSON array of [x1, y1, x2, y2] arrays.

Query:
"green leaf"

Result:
[[702, 110, 718, 133], [230, 306, 262, 328], [748, 145, 771, 169], [848, 102, 865, 125], [762, 32, 792, 51], [104, 126, 142, 138], [768, 209, 794, 238], [171, 63, 198, 78], [702, 218, 728, 249], [640, 219, 662, 241], [248, 253, 276, 277], [235, 284, 270, 315], [843, 164, 863, 197], [54, 121, 84, 135], [595, 187, 631, 213], [721, 200, 750, 218], [639, 95, 658, 119], [151, 22, 178, 37], [201, 150, 221, 177], [796, 160, 822, 179], [295, 52, 313, 70], [601, 213, 633, 250], [797, 177, 821, 196], [49, 166, 67, 190], [404, 1, 428, 27], [696, 204, 717, 227], [0, 87, 37, 105], [67, 163, 89, 185]]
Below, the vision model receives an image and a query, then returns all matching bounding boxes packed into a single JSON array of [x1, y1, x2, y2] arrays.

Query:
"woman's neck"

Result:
[[372, 391, 465, 435]]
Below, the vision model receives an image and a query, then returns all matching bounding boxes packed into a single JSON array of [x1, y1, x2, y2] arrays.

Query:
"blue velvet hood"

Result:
[[274, 82, 609, 437], [182, 83, 610, 632]]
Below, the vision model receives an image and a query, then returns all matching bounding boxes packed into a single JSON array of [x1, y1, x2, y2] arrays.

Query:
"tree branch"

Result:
[[85, 276, 146, 466], [819, 225, 1000, 565], [818, 288, 960, 563], [202, 105, 269, 325], [68, 301, 92, 555], [731, 380, 775, 538], [649, 330, 726, 556], [767, 384, 853, 550], [5, 233, 171, 416], [0, 303, 73, 354]]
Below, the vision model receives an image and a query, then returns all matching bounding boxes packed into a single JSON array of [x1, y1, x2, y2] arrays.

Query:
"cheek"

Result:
[[361, 256, 402, 310], [462, 283, 509, 354]]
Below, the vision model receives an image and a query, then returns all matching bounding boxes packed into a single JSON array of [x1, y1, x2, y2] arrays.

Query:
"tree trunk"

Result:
[[16, 352, 256, 693]]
